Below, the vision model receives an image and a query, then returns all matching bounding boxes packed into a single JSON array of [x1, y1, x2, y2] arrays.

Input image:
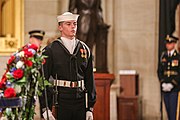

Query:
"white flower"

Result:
[[14, 84, 21, 94], [15, 51, 24, 57], [6, 72, 12, 76], [16, 61, 24, 69], [28, 48, 36, 55], [19, 51, 25, 57]]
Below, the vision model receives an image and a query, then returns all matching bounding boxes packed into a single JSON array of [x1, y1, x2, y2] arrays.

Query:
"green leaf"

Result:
[[16, 77, 26, 84], [44, 80, 52, 86]]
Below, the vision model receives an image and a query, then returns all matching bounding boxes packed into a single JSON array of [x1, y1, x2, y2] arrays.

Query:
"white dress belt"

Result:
[[53, 80, 84, 89]]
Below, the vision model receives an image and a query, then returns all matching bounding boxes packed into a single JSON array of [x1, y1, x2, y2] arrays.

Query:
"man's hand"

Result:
[[162, 83, 168, 91], [86, 111, 93, 120], [166, 83, 173, 91], [162, 83, 173, 92], [43, 109, 56, 120]]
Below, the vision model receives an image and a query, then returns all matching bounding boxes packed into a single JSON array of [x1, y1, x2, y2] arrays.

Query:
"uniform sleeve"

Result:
[[157, 52, 166, 83], [84, 53, 96, 109], [39, 46, 54, 115], [157, 60, 165, 83], [42, 46, 53, 80]]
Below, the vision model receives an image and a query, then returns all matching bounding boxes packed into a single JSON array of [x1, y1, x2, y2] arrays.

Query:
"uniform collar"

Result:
[[61, 37, 75, 41], [168, 49, 176, 56]]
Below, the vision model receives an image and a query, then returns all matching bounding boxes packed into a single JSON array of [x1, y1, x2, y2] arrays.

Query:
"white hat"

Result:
[[57, 12, 79, 22]]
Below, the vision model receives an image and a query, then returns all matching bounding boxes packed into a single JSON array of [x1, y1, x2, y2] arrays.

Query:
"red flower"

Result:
[[25, 60, 33, 67], [4, 88, 16, 98], [29, 44, 38, 51], [24, 50, 33, 57], [1, 72, 7, 83], [23, 47, 28, 52], [0, 71, 8, 89], [0, 82, 5, 89], [13, 69, 24, 79], [8, 56, 15, 64]]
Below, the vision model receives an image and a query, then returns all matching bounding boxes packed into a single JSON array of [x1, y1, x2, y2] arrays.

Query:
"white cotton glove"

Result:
[[43, 109, 56, 120], [0, 116, 8, 120], [166, 83, 173, 91], [162, 83, 173, 92], [162, 83, 168, 91], [86, 111, 93, 120]]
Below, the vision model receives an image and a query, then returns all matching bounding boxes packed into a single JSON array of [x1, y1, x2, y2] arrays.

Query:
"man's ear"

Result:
[[58, 25, 63, 32]]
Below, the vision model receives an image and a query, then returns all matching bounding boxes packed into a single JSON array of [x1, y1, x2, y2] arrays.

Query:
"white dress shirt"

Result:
[[168, 49, 175, 57]]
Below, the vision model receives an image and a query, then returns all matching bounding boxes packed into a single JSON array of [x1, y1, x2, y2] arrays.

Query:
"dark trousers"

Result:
[[163, 92, 178, 120], [57, 87, 86, 120]]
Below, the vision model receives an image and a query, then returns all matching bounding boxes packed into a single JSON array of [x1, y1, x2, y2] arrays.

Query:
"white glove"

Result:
[[43, 109, 56, 120], [86, 111, 93, 120], [0, 116, 8, 120], [162, 83, 173, 92], [166, 83, 173, 91]]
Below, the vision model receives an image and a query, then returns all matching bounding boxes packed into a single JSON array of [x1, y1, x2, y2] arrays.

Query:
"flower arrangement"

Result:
[[0, 44, 50, 120]]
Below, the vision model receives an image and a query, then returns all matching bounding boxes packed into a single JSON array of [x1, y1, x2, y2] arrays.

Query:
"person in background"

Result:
[[28, 30, 45, 49], [39, 12, 96, 120], [157, 35, 180, 120], [46, 36, 58, 45], [28, 30, 46, 120]]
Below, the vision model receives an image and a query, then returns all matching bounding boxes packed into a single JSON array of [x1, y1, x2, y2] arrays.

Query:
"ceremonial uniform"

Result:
[[39, 38, 96, 120], [157, 35, 180, 120]]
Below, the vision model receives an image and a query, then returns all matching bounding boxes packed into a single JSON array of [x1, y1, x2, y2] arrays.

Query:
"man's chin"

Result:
[[70, 34, 76, 38]]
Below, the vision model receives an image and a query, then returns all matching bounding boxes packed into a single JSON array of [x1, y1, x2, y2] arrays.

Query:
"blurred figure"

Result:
[[46, 36, 58, 45], [69, 0, 104, 51], [157, 35, 180, 120], [28, 30, 45, 48]]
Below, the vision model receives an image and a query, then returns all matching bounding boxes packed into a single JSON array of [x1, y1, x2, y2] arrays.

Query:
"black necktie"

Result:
[[168, 52, 171, 57]]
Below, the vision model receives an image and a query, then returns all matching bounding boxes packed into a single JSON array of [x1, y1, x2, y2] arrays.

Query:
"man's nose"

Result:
[[71, 24, 76, 28]]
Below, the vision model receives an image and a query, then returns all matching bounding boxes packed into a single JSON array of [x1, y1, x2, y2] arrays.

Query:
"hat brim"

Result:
[[57, 14, 79, 22], [165, 40, 177, 43]]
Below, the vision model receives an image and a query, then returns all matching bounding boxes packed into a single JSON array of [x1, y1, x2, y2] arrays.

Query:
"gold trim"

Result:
[[30, 33, 43, 37], [164, 70, 178, 76], [172, 80, 178, 86], [0, 0, 24, 55]]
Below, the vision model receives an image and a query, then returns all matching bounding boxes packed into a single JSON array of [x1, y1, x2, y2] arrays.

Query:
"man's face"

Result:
[[29, 37, 42, 48], [166, 42, 176, 51], [58, 20, 77, 39]]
